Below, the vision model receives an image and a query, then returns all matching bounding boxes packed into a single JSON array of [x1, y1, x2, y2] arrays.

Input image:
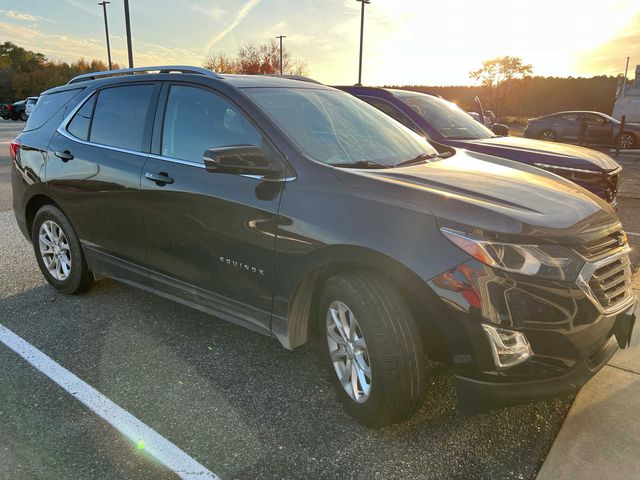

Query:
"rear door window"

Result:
[[90, 84, 156, 151], [24, 88, 83, 131]]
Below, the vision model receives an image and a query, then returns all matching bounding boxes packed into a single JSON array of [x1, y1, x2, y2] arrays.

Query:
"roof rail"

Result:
[[67, 65, 222, 85], [263, 74, 323, 85]]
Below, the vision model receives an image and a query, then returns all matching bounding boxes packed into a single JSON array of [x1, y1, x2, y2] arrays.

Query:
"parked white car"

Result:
[[24, 97, 38, 117]]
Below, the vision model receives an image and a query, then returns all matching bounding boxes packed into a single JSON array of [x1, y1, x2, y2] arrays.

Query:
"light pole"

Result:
[[123, 0, 134, 68], [276, 35, 286, 74], [98, 1, 112, 70], [355, 0, 370, 86]]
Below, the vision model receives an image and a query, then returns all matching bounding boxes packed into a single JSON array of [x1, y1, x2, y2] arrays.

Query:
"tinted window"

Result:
[[247, 88, 437, 166], [24, 88, 83, 131], [361, 96, 420, 133], [67, 94, 96, 141], [90, 85, 156, 151], [162, 85, 261, 163]]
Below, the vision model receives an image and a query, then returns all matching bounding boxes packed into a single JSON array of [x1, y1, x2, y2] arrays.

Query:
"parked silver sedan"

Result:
[[524, 111, 640, 149]]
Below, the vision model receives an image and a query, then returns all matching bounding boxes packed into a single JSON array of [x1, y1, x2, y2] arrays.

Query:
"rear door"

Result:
[[557, 113, 580, 141], [141, 82, 285, 330], [47, 82, 160, 283]]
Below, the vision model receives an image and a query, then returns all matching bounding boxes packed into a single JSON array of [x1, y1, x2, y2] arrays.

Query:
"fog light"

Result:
[[481, 324, 532, 369]]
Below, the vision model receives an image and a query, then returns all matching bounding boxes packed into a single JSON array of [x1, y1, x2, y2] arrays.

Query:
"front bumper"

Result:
[[427, 259, 636, 414]]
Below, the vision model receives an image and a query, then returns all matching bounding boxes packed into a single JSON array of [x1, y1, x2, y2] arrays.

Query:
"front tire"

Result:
[[19, 111, 27, 121], [32, 205, 93, 294], [320, 271, 427, 427], [618, 132, 636, 149]]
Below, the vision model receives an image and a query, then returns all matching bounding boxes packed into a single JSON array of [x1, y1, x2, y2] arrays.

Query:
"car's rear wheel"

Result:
[[618, 132, 636, 149], [320, 270, 427, 427], [539, 130, 557, 142], [32, 205, 93, 294], [19, 111, 27, 121]]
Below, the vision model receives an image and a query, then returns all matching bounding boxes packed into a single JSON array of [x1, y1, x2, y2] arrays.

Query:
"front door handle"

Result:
[[55, 150, 74, 162], [145, 171, 174, 185]]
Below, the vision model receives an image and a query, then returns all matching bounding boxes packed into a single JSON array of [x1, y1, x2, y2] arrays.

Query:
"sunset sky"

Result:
[[1, 0, 639, 86]]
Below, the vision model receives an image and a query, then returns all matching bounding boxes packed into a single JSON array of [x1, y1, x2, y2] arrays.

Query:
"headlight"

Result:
[[440, 227, 585, 282]]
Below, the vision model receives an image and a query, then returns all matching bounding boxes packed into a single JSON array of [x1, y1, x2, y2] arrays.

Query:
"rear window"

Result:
[[24, 88, 83, 131], [89, 85, 156, 151]]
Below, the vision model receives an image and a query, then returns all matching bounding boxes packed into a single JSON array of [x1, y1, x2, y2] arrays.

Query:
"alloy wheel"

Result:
[[326, 301, 372, 403], [38, 220, 72, 281], [620, 133, 635, 149], [540, 131, 556, 141]]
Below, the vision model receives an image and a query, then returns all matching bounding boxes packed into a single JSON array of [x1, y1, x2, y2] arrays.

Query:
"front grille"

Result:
[[580, 230, 633, 311], [578, 230, 627, 261], [588, 255, 633, 310]]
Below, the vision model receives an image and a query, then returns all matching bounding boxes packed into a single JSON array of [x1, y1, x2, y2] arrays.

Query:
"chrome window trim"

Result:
[[57, 86, 296, 182]]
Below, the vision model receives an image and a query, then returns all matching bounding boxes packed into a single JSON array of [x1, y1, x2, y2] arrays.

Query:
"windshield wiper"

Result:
[[331, 160, 391, 169], [396, 152, 442, 167]]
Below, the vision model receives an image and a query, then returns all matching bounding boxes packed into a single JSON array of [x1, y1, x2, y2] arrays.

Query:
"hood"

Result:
[[336, 150, 620, 244], [456, 135, 620, 171]]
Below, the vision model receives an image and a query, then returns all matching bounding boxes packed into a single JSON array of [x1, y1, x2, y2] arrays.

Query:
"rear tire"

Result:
[[32, 205, 93, 294], [320, 270, 427, 427], [539, 129, 557, 142]]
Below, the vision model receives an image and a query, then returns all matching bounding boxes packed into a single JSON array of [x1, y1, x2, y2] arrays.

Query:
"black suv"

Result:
[[11, 66, 636, 427]]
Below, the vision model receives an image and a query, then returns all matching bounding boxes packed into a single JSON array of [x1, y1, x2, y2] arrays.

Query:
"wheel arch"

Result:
[[280, 245, 450, 361], [24, 194, 60, 240]]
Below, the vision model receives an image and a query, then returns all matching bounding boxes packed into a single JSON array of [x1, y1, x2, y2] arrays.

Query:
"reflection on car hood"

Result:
[[457, 135, 620, 171], [338, 150, 619, 243]]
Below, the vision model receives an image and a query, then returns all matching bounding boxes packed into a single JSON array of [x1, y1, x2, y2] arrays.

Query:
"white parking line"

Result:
[[0, 324, 219, 480]]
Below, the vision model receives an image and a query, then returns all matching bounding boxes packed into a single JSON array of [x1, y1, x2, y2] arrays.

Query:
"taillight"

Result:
[[9, 140, 20, 162]]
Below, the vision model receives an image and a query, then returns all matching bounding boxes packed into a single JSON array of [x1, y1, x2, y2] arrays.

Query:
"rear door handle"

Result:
[[55, 150, 74, 162], [145, 171, 174, 185]]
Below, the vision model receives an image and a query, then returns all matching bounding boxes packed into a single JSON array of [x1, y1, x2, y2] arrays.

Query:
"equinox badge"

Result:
[[219, 256, 265, 276]]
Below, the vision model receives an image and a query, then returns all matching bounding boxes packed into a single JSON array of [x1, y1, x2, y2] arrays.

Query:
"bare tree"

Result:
[[470, 56, 533, 117], [203, 40, 308, 76]]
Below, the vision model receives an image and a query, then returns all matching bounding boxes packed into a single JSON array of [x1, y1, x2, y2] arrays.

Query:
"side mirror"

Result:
[[491, 124, 510, 136], [203, 146, 274, 176]]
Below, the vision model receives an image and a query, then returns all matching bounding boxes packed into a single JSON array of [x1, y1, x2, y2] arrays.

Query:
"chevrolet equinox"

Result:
[[11, 66, 636, 427]]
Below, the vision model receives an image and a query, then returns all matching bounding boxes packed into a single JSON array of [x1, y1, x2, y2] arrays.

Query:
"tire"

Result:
[[32, 205, 93, 294], [320, 270, 427, 427], [618, 132, 636, 149], [19, 111, 27, 121], [539, 129, 557, 142]]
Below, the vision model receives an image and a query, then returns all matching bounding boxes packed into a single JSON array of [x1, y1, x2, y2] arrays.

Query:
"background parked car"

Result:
[[2, 100, 28, 121], [337, 86, 622, 203], [524, 111, 639, 149], [24, 96, 38, 117]]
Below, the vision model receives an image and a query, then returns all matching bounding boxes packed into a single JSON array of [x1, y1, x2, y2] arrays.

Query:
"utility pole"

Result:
[[622, 56, 630, 98], [123, 0, 134, 68], [276, 35, 286, 74], [98, 1, 112, 70], [355, 0, 370, 85]]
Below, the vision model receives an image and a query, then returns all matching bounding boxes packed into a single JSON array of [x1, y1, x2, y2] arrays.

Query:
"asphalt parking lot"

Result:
[[1, 120, 638, 480]]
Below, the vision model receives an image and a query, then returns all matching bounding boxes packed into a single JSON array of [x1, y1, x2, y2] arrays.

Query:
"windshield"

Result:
[[390, 89, 494, 140], [245, 88, 438, 167]]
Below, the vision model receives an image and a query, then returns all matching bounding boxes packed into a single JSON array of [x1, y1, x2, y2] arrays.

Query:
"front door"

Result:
[[584, 113, 615, 145], [141, 83, 285, 330]]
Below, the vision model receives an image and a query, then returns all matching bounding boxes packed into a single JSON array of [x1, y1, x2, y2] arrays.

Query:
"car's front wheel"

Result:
[[32, 205, 93, 294], [618, 132, 636, 149], [320, 271, 427, 427], [19, 111, 27, 121]]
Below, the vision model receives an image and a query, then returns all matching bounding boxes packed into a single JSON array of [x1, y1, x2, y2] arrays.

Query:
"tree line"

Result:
[[1, 44, 623, 120]]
